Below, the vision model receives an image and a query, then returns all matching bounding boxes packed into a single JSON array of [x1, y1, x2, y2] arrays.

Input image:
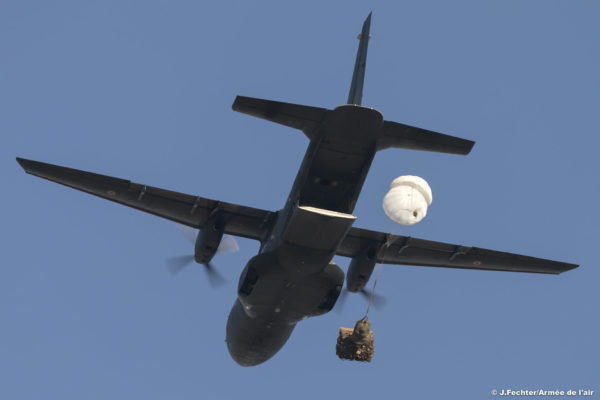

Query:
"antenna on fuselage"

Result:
[[347, 12, 372, 106]]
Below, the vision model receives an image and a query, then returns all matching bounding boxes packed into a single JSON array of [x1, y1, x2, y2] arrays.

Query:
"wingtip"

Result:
[[554, 262, 579, 274], [231, 95, 243, 111], [16, 157, 30, 171], [464, 140, 476, 155], [16, 157, 58, 176], [565, 263, 580, 272]]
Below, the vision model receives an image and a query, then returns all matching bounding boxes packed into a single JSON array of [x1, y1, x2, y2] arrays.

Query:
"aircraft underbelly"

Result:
[[298, 105, 383, 213], [236, 252, 344, 323], [225, 251, 344, 366], [225, 298, 296, 367]]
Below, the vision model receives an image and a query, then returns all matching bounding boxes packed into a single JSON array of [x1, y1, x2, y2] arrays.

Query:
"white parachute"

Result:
[[382, 175, 432, 226]]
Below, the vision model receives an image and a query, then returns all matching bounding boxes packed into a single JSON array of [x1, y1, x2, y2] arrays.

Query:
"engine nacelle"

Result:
[[346, 246, 378, 292], [194, 212, 225, 264]]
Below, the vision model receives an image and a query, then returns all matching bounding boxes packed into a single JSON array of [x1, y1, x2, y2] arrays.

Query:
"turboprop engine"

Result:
[[346, 246, 378, 293], [194, 212, 226, 264], [166, 210, 239, 285], [338, 245, 386, 311]]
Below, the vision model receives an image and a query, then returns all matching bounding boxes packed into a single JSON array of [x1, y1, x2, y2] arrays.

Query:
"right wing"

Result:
[[337, 226, 578, 274], [16, 158, 276, 242]]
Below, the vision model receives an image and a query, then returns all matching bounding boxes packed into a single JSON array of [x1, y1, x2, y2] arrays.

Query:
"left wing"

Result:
[[16, 158, 276, 242], [337, 226, 578, 274]]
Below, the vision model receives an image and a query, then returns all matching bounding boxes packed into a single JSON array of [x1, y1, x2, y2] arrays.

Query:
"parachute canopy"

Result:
[[382, 175, 432, 226]]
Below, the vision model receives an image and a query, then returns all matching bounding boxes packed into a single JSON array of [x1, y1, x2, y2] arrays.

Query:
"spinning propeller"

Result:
[[166, 223, 239, 287], [336, 260, 387, 313], [335, 284, 387, 313]]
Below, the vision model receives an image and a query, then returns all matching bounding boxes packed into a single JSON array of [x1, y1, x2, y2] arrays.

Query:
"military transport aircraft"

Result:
[[17, 13, 577, 366]]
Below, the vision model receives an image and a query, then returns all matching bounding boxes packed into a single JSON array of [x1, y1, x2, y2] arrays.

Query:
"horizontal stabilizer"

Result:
[[232, 96, 329, 139], [377, 120, 475, 155]]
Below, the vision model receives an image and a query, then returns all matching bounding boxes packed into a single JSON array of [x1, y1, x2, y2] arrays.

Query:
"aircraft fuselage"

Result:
[[225, 106, 383, 366]]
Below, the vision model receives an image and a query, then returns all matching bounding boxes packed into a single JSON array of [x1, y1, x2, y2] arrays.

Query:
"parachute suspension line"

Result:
[[363, 233, 396, 320], [362, 272, 379, 320], [362, 265, 381, 321]]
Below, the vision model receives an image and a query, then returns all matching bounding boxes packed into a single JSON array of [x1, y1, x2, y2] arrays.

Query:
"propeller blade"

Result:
[[203, 262, 227, 287], [359, 289, 388, 310], [335, 289, 349, 313], [217, 235, 239, 254], [171, 224, 233, 288], [166, 255, 194, 275], [176, 224, 197, 244], [335, 288, 387, 313]]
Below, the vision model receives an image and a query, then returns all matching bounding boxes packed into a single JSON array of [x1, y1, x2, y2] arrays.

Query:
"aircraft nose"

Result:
[[225, 300, 296, 366], [225, 344, 270, 367]]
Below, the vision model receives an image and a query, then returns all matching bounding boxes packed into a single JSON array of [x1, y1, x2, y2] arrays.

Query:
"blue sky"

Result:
[[2, 1, 598, 399]]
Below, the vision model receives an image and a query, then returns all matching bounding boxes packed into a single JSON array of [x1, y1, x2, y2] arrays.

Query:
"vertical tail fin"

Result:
[[347, 12, 372, 105]]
